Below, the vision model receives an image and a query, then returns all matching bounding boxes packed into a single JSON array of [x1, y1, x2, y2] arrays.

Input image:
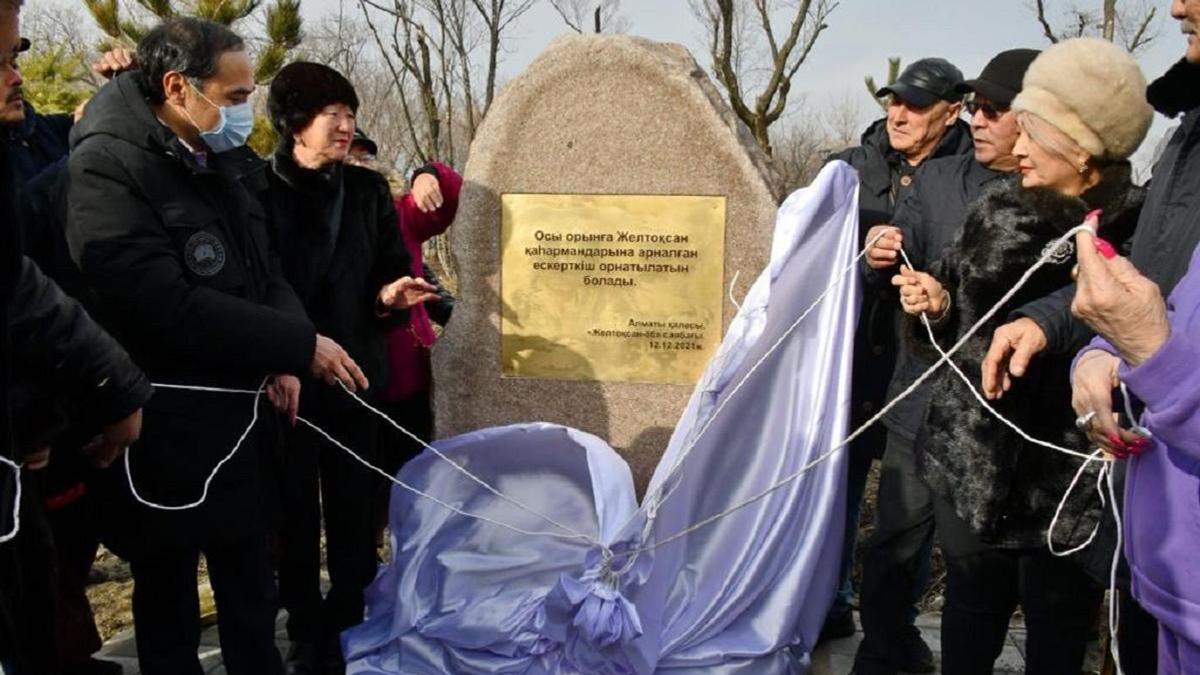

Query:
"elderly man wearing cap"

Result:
[[846, 49, 1039, 675], [820, 57, 971, 651]]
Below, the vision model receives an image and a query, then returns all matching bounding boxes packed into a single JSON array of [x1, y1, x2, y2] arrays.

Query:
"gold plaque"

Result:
[[501, 194, 726, 385]]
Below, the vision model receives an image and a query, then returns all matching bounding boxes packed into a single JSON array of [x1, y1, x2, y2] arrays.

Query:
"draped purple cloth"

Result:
[[344, 162, 862, 674]]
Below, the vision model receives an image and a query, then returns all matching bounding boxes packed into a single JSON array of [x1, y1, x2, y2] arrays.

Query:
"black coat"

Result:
[[829, 117, 973, 457], [257, 148, 413, 399], [1015, 59, 1200, 584], [914, 169, 1144, 549], [7, 101, 72, 186], [65, 73, 317, 556], [1, 118, 151, 671], [879, 154, 1013, 441]]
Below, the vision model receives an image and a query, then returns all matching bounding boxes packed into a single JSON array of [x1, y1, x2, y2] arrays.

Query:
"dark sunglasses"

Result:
[[965, 100, 1009, 120]]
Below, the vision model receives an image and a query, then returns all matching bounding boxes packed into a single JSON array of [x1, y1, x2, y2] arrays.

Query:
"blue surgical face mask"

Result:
[[184, 83, 255, 154]]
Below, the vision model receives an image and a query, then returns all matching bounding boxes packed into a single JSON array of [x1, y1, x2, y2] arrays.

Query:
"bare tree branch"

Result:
[[1028, 0, 1160, 54], [693, 0, 837, 156], [1124, 4, 1157, 51], [550, 0, 627, 33], [1034, 0, 1062, 43]]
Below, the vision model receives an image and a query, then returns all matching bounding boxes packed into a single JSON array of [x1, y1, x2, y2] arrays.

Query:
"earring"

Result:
[[1077, 163, 1088, 174]]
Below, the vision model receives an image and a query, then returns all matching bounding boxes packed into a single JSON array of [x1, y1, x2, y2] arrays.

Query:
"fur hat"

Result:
[[1012, 38, 1151, 162], [268, 61, 359, 137]]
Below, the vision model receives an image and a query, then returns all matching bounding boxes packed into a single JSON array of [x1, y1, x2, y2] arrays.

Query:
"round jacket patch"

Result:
[[184, 231, 227, 276]]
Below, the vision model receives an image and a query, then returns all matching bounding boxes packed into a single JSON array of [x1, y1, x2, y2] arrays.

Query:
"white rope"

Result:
[[125, 378, 268, 511], [294, 416, 596, 545], [898, 247, 1103, 462], [335, 383, 597, 543], [2, 222, 1139, 577], [1046, 451, 1109, 557], [623, 224, 1106, 557], [617, 230, 889, 538], [0, 455, 20, 545], [1107, 464, 1124, 673], [727, 270, 743, 314], [894, 244, 1133, 674], [128, 378, 598, 546]]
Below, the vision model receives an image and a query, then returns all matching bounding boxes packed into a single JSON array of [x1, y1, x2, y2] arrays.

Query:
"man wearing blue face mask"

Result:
[[64, 17, 370, 675]]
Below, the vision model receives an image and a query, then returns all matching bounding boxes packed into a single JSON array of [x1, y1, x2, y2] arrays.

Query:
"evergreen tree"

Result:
[[82, 0, 303, 154]]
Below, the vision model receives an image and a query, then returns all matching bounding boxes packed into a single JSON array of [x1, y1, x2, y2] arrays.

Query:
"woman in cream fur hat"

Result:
[[890, 37, 1153, 674]]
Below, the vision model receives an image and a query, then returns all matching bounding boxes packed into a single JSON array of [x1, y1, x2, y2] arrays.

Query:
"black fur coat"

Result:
[[912, 165, 1145, 549]]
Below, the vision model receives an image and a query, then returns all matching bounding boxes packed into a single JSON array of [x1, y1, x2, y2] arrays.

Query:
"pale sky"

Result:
[[300, 0, 1187, 174], [47, 0, 1183, 173]]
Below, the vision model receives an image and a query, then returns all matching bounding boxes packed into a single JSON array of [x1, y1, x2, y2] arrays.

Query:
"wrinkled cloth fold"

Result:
[[343, 162, 862, 673]]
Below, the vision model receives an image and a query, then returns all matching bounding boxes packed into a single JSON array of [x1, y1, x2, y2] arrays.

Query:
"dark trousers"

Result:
[[830, 447, 874, 613], [934, 497, 1098, 675], [129, 533, 282, 675], [374, 394, 431, 539], [1117, 588, 1160, 675], [277, 403, 380, 656], [47, 496, 104, 667], [856, 431, 935, 660], [15, 474, 58, 675]]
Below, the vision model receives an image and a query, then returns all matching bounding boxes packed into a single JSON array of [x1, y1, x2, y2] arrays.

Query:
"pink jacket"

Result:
[[384, 162, 462, 402]]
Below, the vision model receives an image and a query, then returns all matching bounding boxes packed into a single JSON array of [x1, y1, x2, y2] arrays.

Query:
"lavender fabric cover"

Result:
[[343, 162, 862, 674]]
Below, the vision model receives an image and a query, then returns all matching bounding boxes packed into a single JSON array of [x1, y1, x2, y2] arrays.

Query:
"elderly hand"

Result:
[[1071, 349, 1148, 458], [865, 225, 903, 270], [81, 409, 144, 469], [981, 318, 1048, 400], [1071, 229, 1170, 367], [92, 48, 137, 79], [379, 276, 439, 311], [311, 335, 369, 392], [267, 374, 301, 426], [411, 173, 443, 213], [892, 265, 948, 318]]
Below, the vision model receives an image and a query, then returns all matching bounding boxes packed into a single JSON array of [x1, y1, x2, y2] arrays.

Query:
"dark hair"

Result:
[[268, 61, 359, 137], [137, 17, 245, 104]]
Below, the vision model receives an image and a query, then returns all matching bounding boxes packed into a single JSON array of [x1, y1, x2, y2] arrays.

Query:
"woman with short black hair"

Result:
[[258, 61, 438, 675]]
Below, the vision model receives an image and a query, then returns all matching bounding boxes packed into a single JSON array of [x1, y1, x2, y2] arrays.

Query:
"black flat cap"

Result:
[[351, 128, 378, 156], [957, 49, 1041, 107], [875, 58, 965, 107]]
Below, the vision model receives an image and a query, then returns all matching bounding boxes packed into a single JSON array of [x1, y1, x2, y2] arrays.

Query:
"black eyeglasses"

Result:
[[965, 100, 1009, 120]]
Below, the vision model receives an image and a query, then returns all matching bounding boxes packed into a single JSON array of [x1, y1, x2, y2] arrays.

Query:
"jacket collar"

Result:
[[1147, 59, 1200, 118], [889, 118, 973, 167], [9, 101, 37, 141], [271, 142, 343, 195]]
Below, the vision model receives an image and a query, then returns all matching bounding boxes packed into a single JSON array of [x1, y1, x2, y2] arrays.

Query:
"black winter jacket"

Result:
[[257, 148, 413, 400], [914, 168, 1143, 549], [8, 101, 71, 185], [1, 121, 150, 671], [65, 73, 316, 556], [879, 154, 1013, 441], [829, 117, 973, 457]]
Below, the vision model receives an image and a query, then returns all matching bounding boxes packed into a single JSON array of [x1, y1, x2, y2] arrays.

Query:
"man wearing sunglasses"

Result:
[[849, 49, 1040, 675]]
